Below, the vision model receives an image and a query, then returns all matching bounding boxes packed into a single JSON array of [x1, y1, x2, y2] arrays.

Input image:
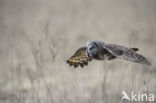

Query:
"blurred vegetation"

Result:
[[0, 0, 156, 103]]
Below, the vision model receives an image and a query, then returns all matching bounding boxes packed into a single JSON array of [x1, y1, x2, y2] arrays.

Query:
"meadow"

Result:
[[0, 0, 156, 103]]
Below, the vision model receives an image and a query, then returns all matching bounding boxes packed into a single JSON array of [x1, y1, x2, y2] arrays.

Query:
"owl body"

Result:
[[87, 40, 115, 60], [66, 40, 151, 68]]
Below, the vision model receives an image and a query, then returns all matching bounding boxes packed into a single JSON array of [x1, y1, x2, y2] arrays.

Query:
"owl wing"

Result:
[[103, 44, 151, 66], [66, 47, 92, 68]]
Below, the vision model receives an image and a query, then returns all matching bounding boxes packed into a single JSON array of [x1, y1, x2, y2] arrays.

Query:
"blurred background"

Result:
[[0, 0, 156, 103]]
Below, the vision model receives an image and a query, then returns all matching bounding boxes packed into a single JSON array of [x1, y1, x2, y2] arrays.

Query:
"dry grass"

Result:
[[0, 0, 156, 103]]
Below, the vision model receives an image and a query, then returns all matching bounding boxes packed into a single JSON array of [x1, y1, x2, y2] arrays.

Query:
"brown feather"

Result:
[[66, 47, 92, 68]]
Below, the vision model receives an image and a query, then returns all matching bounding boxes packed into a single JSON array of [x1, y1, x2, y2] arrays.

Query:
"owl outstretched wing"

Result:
[[66, 47, 92, 68], [103, 44, 151, 65]]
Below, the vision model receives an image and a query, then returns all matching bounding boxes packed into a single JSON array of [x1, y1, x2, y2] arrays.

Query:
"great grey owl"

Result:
[[66, 40, 151, 68]]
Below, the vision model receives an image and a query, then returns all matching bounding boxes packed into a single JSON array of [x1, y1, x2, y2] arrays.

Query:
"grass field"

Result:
[[0, 0, 156, 103]]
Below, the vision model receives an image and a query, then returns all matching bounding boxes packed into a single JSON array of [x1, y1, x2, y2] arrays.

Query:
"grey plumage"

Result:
[[66, 40, 151, 68]]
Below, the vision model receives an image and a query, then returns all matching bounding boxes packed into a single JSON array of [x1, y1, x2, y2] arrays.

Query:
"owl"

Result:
[[66, 40, 151, 68]]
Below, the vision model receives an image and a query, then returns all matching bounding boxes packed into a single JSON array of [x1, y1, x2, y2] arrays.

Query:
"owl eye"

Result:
[[90, 47, 95, 51], [89, 46, 97, 56]]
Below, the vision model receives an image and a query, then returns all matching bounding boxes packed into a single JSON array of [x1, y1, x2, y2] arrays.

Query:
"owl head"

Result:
[[87, 41, 98, 57]]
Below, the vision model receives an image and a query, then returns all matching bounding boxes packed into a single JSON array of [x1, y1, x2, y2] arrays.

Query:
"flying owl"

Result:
[[66, 40, 151, 68]]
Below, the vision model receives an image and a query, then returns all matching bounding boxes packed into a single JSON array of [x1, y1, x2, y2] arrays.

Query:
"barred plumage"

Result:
[[66, 40, 151, 68]]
